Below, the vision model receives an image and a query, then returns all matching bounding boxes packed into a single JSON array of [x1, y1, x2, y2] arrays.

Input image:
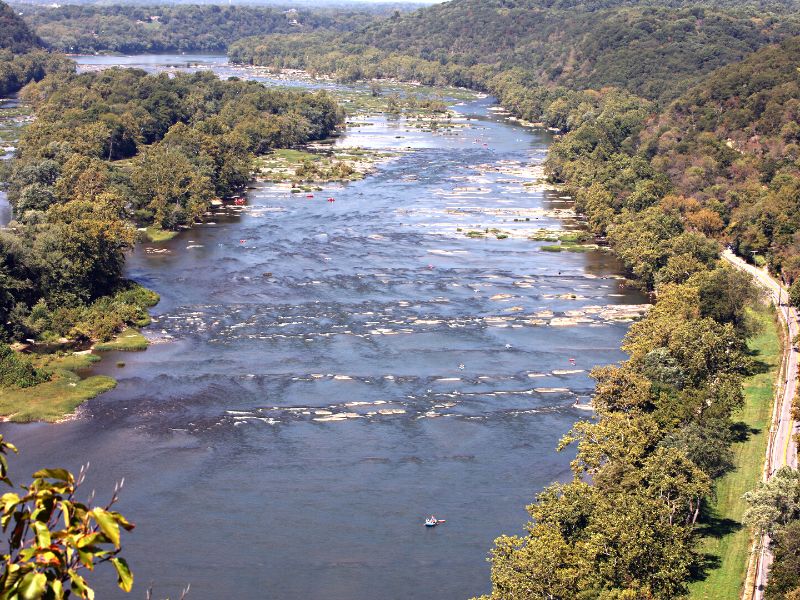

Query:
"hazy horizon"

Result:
[[9, 0, 446, 5]]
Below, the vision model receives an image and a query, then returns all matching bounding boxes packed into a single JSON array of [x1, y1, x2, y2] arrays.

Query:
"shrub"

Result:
[[0, 343, 48, 388]]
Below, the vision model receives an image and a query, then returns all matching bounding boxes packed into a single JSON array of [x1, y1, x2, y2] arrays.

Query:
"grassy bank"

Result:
[[144, 226, 179, 242], [540, 243, 600, 253], [689, 302, 782, 598], [94, 327, 148, 351], [0, 326, 149, 422], [0, 352, 115, 423]]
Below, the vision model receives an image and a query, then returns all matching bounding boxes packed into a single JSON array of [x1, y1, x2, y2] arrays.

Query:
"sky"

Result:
[[309, 0, 445, 3]]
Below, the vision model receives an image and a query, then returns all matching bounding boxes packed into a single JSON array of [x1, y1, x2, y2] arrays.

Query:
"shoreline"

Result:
[[0, 69, 634, 423]]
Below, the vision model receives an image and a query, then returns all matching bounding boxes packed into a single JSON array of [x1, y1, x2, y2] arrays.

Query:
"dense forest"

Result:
[[17, 4, 387, 54], [482, 35, 800, 600], [1, 67, 342, 360], [0, 0, 72, 95], [0, 0, 40, 53], [230, 0, 800, 103], [538, 35, 800, 304]]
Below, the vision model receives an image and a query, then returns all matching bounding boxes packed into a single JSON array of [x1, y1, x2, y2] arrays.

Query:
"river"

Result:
[[0, 97, 26, 226], [1, 56, 647, 599]]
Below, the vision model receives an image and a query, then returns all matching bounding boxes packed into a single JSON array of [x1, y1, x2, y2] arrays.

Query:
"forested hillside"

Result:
[[496, 21, 800, 600], [230, 0, 800, 103], [0, 0, 72, 96], [644, 37, 800, 282], [19, 4, 383, 54], [0, 0, 39, 53]]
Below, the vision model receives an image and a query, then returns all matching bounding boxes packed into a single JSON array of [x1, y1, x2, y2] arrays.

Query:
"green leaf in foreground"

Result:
[[111, 557, 133, 592]]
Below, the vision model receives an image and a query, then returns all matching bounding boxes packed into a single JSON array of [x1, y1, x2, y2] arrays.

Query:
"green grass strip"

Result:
[[689, 303, 781, 598], [0, 370, 116, 423], [94, 327, 148, 352], [144, 227, 178, 242]]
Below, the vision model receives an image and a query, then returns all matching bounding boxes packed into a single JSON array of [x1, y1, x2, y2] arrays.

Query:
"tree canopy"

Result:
[[1, 68, 343, 346], [22, 4, 386, 55]]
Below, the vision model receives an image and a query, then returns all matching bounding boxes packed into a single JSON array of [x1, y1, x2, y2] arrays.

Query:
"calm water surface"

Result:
[[2, 56, 646, 599]]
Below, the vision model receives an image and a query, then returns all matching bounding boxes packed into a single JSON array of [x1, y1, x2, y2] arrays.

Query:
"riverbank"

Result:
[[0, 325, 152, 422], [0, 67, 627, 426], [0, 351, 111, 423], [688, 303, 781, 598], [0, 54, 653, 599], [0, 77, 479, 423]]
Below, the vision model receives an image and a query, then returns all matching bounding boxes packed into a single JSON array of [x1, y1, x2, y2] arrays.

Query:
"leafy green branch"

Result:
[[0, 435, 134, 600]]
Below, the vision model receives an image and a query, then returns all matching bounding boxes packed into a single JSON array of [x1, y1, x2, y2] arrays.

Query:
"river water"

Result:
[[1, 56, 646, 599], [0, 97, 25, 226]]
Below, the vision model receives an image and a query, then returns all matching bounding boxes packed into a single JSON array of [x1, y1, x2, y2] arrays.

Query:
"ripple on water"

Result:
[[12, 57, 650, 600]]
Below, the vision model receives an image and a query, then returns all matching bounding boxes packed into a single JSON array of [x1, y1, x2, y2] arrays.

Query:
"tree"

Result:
[[481, 481, 590, 600], [32, 200, 134, 307], [578, 491, 695, 599], [692, 266, 760, 335], [744, 467, 800, 538], [130, 144, 214, 229], [789, 280, 800, 309], [660, 420, 735, 479], [558, 413, 660, 490], [0, 344, 47, 388], [590, 364, 652, 415], [483, 522, 579, 600], [483, 479, 699, 599], [0, 232, 33, 341], [0, 435, 134, 599], [606, 207, 684, 290], [766, 519, 800, 600], [640, 447, 710, 526]]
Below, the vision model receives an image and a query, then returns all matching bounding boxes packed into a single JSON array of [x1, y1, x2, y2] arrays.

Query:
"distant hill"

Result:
[[231, 0, 800, 102], [642, 35, 800, 275], [16, 3, 406, 54], [0, 1, 70, 101], [0, 0, 41, 53], [346, 0, 800, 101]]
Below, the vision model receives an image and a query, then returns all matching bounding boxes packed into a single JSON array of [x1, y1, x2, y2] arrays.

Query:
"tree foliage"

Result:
[[0, 344, 47, 389], [1, 67, 343, 345], [23, 4, 389, 55], [482, 264, 755, 596], [766, 519, 800, 600], [0, 435, 134, 599], [744, 467, 800, 538], [0, 1, 73, 97], [0, 1, 40, 54], [230, 0, 800, 103]]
